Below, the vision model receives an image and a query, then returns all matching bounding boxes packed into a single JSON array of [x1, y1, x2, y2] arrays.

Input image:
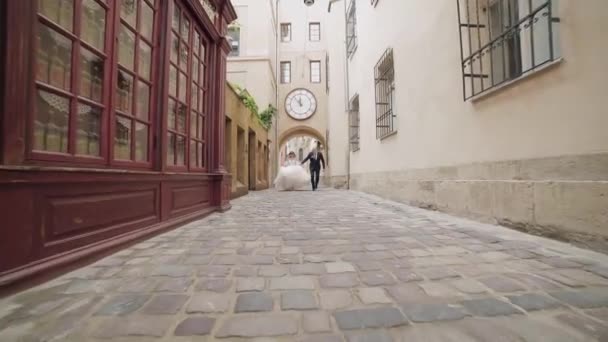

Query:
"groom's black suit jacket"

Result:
[[302, 152, 325, 171]]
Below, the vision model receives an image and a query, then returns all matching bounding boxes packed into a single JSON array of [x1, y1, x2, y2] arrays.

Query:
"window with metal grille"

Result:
[[227, 26, 240, 56], [374, 48, 396, 139], [309, 22, 320, 41], [457, 0, 561, 100], [280, 61, 291, 84], [280, 23, 291, 42], [346, 0, 357, 58], [310, 60, 321, 83], [349, 95, 360, 151]]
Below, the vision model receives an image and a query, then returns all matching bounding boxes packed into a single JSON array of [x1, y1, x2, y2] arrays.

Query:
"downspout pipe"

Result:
[[275, 0, 280, 179]]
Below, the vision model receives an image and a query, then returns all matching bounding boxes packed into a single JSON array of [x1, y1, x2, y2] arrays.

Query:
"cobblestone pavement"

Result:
[[2, 189, 608, 341]]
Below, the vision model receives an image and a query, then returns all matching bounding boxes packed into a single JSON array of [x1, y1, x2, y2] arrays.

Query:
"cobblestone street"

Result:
[[2, 189, 608, 341]]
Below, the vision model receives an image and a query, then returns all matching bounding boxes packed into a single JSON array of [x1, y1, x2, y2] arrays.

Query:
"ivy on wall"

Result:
[[230, 83, 275, 130]]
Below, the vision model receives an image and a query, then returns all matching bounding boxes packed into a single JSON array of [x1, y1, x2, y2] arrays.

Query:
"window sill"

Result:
[[471, 58, 564, 103], [379, 130, 397, 141]]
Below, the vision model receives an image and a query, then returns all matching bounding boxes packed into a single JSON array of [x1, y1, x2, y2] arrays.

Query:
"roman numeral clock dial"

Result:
[[285, 89, 317, 120]]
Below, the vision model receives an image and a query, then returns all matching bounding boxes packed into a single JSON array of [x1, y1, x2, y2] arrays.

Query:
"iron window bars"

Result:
[[346, 0, 357, 58], [280, 61, 291, 83], [349, 95, 360, 151], [310, 60, 321, 83], [374, 48, 395, 139], [457, 0, 560, 100], [280, 23, 291, 42], [309, 22, 321, 41]]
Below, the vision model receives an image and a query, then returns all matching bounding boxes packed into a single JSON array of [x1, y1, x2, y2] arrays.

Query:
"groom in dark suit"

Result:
[[301, 142, 325, 191]]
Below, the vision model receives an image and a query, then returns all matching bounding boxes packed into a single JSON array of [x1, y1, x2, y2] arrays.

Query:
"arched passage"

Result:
[[278, 126, 326, 149], [277, 126, 327, 174]]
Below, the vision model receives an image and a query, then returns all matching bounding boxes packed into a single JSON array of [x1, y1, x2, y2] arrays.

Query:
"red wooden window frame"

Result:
[[166, 0, 210, 172], [29, 0, 159, 169], [111, 0, 159, 168]]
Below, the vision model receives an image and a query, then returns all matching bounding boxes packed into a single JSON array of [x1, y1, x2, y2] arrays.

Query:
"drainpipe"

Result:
[[328, 0, 351, 190]]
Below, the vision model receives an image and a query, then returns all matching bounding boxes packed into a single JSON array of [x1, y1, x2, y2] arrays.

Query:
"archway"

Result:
[[277, 126, 326, 170]]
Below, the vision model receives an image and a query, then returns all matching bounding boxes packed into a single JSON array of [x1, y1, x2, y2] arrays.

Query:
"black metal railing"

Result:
[[349, 95, 360, 151], [457, 0, 559, 100], [346, 0, 357, 57], [374, 48, 395, 139]]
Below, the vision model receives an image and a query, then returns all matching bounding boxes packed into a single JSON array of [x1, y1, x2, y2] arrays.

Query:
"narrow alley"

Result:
[[1, 189, 608, 341]]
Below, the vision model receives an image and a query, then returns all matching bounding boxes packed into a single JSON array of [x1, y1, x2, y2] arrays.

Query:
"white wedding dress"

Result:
[[274, 159, 310, 191]]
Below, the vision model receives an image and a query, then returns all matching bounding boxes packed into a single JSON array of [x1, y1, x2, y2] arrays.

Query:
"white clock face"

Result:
[[285, 89, 317, 120]]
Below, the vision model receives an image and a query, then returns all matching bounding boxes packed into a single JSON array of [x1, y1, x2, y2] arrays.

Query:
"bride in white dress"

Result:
[[274, 152, 310, 191]]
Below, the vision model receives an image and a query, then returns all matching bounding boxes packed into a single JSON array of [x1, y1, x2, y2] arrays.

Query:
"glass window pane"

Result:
[[178, 72, 187, 102], [118, 25, 135, 71], [190, 140, 196, 167], [76, 102, 101, 156], [179, 42, 189, 71], [176, 103, 186, 133], [199, 89, 204, 112], [170, 33, 179, 63], [135, 122, 148, 161], [116, 69, 134, 113], [190, 110, 197, 137], [169, 65, 177, 97], [137, 82, 150, 120], [172, 4, 180, 32], [201, 42, 206, 61], [38, 0, 74, 32], [167, 133, 175, 165], [181, 16, 190, 40], [192, 58, 199, 84], [198, 115, 204, 139], [120, 0, 137, 27], [34, 89, 69, 153], [114, 116, 132, 160], [194, 31, 200, 56], [168, 99, 176, 130], [141, 2, 154, 41], [81, 0, 106, 50], [37, 24, 72, 91], [139, 41, 152, 80], [176, 135, 186, 165], [80, 48, 104, 102], [198, 142, 204, 167], [191, 83, 197, 111]]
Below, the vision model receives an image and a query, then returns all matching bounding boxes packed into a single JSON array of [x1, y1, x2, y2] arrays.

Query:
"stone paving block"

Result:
[[401, 303, 469, 322], [449, 278, 488, 294], [187, 292, 231, 313], [183, 255, 213, 265], [259, 265, 289, 277], [248, 255, 276, 265], [505, 272, 562, 291], [302, 311, 332, 333], [319, 289, 353, 310], [320, 274, 359, 288], [234, 266, 258, 277], [142, 294, 188, 314], [325, 262, 356, 273], [269, 276, 316, 290], [359, 271, 397, 286], [291, 263, 326, 275], [277, 254, 301, 264], [357, 287, 392, 304], [117, 278, 158, 293], [195, 278, 232, 292], [154, 277, 193, 292], [386, 284, 434, 304], [346, 331, 394, 342], [586, 265, 608, 279], [418, 282, 463, 298], [305, 255, 338, 263], [462, 298, 524, 317], [175, 316, 216, 336], [539, 257, 583, 269], [506, 293, 562, 311], [281, 290, 318, 310], [553, 312, 608, 341], [94, 294, 149, 316], [419, 268, 460, 281], [392, 269, 423, 282], [235, 292, 274, 312], [150, 265, 192, 277], [355, 261, 383, 271], [300, 334, 343, 342], [334, 307, 408, 330], [550, 288, 608, 308], [236, 277, 265, 292], [215, 314, 298, 337], [91, 316, 173, 338], [477, 251, 513, 262], [478, 276, 527, 293]]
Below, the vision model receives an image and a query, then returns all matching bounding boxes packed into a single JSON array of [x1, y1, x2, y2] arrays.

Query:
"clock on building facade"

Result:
[[285, 88, 317, 120]]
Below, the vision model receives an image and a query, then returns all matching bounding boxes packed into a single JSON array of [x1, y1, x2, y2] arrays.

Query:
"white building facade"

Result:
[[327, 0, 608, 248]]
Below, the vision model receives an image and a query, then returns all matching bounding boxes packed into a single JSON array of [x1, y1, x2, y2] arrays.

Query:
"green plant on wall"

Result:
[[229, 83, 275, 130]]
